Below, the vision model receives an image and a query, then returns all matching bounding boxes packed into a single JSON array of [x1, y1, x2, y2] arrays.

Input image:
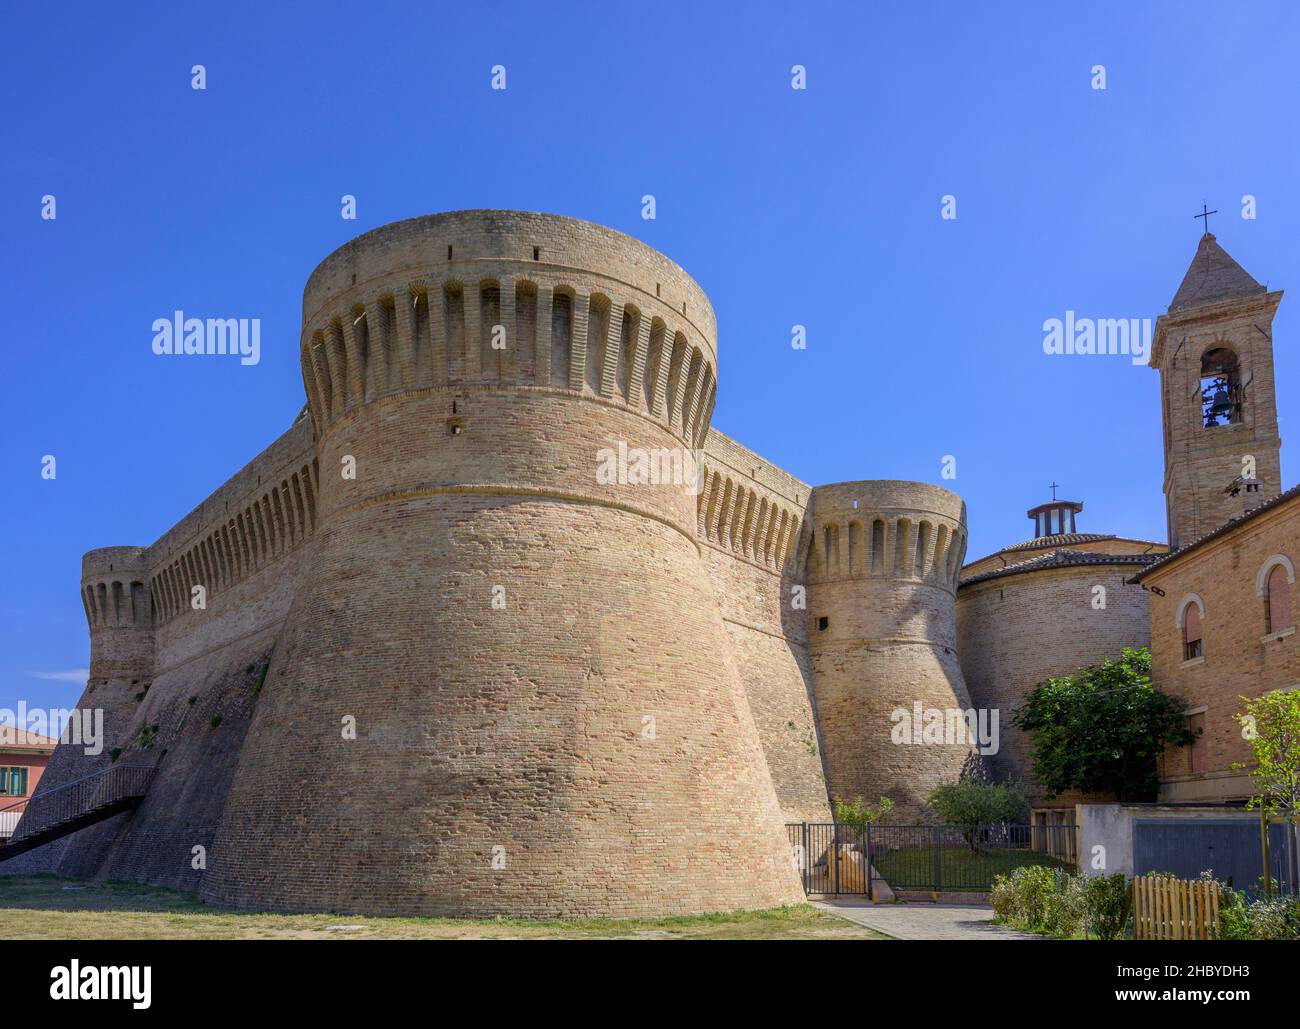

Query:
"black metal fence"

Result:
[[787, 822, 1078, 897]]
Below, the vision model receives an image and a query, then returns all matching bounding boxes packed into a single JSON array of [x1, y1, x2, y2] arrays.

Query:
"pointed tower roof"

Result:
[[1169, 233, 1267, 312]]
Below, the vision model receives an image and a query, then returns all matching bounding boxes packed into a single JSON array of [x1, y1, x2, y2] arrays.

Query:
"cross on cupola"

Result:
[[1027, 491, 1083, 539]]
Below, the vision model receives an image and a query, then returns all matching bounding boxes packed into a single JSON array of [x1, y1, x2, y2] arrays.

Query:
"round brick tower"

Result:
[[805, 481, 975, 816], [202, 211, 803, 918], [82, 547, 155, 686], [38, 547, 158, 821]]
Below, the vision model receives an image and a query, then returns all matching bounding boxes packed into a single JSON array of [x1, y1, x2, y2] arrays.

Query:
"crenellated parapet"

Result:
[[806, 481, 967, 591], [147, 458, 319, 627], [298, 211, 717, 453], [696, 462, 810, 575], [82, 547, 155, 683]]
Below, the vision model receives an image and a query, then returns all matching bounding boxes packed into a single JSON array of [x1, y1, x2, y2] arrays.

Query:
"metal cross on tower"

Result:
[[1194, 202, 1217, 235]]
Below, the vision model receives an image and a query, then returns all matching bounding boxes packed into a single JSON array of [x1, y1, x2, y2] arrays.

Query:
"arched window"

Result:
[[1183, 605, 1203, 660], [1200, 347, 1241, 427], [1266, 566, 1292, 633], [1177, 594, 1205, 661], [1257, 555, 1296, 634]]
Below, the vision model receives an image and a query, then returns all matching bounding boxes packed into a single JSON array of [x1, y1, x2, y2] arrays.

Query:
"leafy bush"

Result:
[[1080, 873, 1132, 940], [1201, 874, 1300, 940], [992, 867, 1128, 939], [1245, 897, 1300, 939], [832, 796, 894, 826]]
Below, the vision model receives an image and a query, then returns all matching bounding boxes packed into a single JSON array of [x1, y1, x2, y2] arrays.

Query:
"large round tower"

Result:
[[201, 211, 803, 918], [805, 481, 975, 816]]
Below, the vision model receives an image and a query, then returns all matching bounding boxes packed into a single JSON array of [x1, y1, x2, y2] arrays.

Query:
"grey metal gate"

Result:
[[1132, 818, 1295, 895]]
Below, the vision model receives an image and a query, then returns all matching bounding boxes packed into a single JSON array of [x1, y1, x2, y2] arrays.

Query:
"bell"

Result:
[[1210, 387, 1231, 417]]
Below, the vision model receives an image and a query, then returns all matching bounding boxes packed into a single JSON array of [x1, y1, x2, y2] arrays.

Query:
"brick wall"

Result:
[[1141, 494, 1300, 802], [957, 562, 1154, 806]]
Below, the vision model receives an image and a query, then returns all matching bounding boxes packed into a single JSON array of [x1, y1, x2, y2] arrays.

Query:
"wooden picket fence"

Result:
[[1133, 875, 1220, 940]]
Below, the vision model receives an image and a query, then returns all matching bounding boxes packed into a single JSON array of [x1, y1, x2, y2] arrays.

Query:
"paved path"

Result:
[[813, 899, 1042, 940]]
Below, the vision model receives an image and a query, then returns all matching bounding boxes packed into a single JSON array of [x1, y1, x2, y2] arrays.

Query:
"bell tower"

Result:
[[1151, 230, 1283, 548]]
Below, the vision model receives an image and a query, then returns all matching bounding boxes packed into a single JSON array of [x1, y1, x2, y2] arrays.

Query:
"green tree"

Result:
[[927, 780, 1028, 824], [1233, 689, 1300, 894], [1012, 647, 1193, 802], [927, 779, 1029, 850]]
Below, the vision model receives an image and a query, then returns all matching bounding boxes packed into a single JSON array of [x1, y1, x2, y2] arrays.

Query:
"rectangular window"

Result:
[[0, 767, 28, 796]]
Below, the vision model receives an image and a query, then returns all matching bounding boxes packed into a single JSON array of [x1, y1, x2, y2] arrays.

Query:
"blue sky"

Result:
[[3, 0, 1299, 714]]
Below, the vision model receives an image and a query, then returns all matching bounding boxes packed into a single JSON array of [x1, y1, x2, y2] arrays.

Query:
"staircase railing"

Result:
[[0, 759, 157, 845]]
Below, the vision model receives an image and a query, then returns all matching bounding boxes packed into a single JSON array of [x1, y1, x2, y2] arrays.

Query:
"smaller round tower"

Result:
[[81, 547, 155, 686], [806, 481, 974, 816]]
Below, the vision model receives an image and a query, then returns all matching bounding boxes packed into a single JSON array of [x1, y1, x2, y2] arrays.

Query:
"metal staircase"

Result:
[[0, 761, 156, 861]]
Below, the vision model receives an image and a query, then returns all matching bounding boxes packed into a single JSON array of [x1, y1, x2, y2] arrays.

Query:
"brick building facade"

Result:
[[1132, 231, 1295, 804]]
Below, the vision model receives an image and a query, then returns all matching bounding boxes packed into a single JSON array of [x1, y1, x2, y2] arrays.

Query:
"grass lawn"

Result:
[[873, 846, 1074, 892], [0, 875, 886, 940]]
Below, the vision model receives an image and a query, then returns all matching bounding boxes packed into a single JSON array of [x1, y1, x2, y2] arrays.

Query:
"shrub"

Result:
[[832, 796, 894, 826], [1081, 873, 1131, 940], [1245, 896, 1300, 940], [992, 867, 1126, 939], [991, 865, 1058, 932], [1215, 885, 1253, 940], [1202, 875, 1300, 940]]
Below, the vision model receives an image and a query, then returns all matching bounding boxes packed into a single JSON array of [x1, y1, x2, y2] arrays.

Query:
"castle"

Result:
[[6, 212, 1284, 919]]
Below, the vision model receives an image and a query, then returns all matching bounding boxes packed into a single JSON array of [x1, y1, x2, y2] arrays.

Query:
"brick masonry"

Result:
[[957, 558, 1159, 807], [1139, 492, 1300, 802]]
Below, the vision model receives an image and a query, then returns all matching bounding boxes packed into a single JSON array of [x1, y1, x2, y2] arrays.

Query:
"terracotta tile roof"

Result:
[[961, 549, 1162, 587], [1130, 482, 1300, 583], [1169, 233, 1267, 312], [0, 725, 59, 749], [1002, 532, 1115, 553]]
